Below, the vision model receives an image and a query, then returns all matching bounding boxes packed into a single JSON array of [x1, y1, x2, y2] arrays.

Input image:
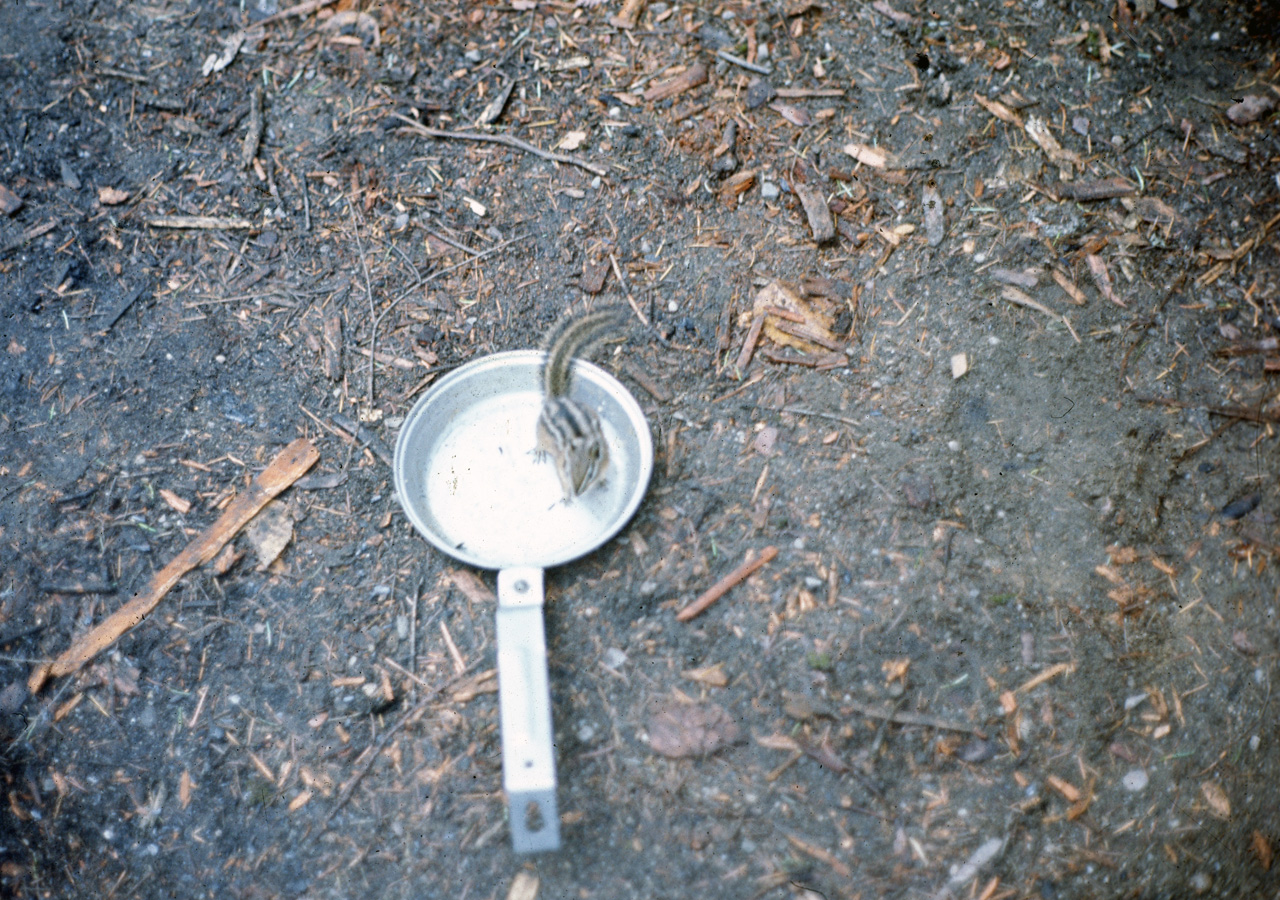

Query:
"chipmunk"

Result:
[[536, 308, 620, 501]]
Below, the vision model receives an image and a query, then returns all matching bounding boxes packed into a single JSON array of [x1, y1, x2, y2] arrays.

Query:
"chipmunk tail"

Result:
[[540, 306, 626, 398]]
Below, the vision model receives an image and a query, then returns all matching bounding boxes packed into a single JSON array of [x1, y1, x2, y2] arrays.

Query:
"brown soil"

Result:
[[2, 1, 1278, 898]]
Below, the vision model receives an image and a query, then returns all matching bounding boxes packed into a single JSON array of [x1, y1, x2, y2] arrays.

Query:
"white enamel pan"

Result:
[[393, 349, 652, 853]]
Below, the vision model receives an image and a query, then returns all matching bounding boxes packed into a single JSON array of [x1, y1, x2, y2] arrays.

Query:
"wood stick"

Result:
[[676, 545, 777, 622], [643, 62, 708, 103], [734, 313, 765, 374], [146, 216, 254, 230], [843, 699, 987, 738], [28, 439, 319, 692], [388, 113, 608, 177]]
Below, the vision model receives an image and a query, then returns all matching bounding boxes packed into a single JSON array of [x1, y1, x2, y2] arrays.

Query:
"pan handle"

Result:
[[495, 567, 560, 853]]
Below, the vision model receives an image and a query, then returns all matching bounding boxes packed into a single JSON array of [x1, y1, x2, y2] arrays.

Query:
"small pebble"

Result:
[[602, 647, 628, 670], [1121, 768, 1148, 792], [761, 181, 780, 201]]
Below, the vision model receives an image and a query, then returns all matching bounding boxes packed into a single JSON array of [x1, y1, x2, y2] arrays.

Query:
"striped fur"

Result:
[[536, 309, 620, 499]]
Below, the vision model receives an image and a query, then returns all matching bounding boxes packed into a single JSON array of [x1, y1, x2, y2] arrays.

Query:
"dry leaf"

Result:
[[1047, 774, 1082, 803], [320, 11, 380, 47], [0, 183, 22, 216], [1252, 830, 1273, 871], [683, 663, 728, 687], [798, 736, 848, 773], [882, 657, 910, 685], [246, 504, 293, 571], [748, 282, 837, 354], [211, 542, 242, 576], [1024, 115, 1082, 175], [1227, 95, 1275, 126], [1201, 781, 1231, 819], [770, 102, 812, 127], [871, 0, 916, 24], [922, 181, 944, 246], [506, 870, 539, 900], [178, 770, 196, 809], [557, 130, 588, 150], [202, 31, 245, 77], [98, 186, 130, 206], [1107, 545, 1139, 565], [1232, 630, 1258, 655], [647, 700, 740, 757], [752, 426, 778, 457], [842, 142, 893, 169], [1051, 269, 1087, 305], [1086, 254, 1123, 306], [719, 169, 756, 203], [973, 92, 1024, 127], [463, 197, 487, 217], [158, 488, 191, 514], [756, 733, 802, 752]]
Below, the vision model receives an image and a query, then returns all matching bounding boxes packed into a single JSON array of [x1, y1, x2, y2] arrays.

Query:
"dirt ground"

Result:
[[2, 0, 1279, 897]]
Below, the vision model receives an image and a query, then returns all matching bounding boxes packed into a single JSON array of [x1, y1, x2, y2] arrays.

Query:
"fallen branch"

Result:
[[28, 439, 319, 692], [388, 113, 608, 178]]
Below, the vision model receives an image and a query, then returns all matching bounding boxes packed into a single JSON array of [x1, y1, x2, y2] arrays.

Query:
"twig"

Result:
[[844, 699, 987, 738], [101, 284, 147, 331], [424, 225, 481, 256], [345, 204, 379, 408], [734, 313, 765, 374], [331, 413, 394, 467], [676, 545, 778, 622], [999, 286, 1079, 342], [321, 679, 457, 828], [408, 577, 421, 699], [388, 113, 608, 177], [608, 253, 651, 326], [383, 232, 530, 309], [0, 218, 59, 255], [242, 85, 264, 170], [300, 175, 311, 232], [146, 216, 253, 230], [716, 50, 772, 75], [750, 403, 860, 427]]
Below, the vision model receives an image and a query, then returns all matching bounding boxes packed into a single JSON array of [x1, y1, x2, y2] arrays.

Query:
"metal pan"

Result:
[[393, 349, 653, 853]]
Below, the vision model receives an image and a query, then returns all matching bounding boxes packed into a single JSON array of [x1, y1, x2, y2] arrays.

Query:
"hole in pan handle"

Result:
[[495, 567, 560, 853]]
